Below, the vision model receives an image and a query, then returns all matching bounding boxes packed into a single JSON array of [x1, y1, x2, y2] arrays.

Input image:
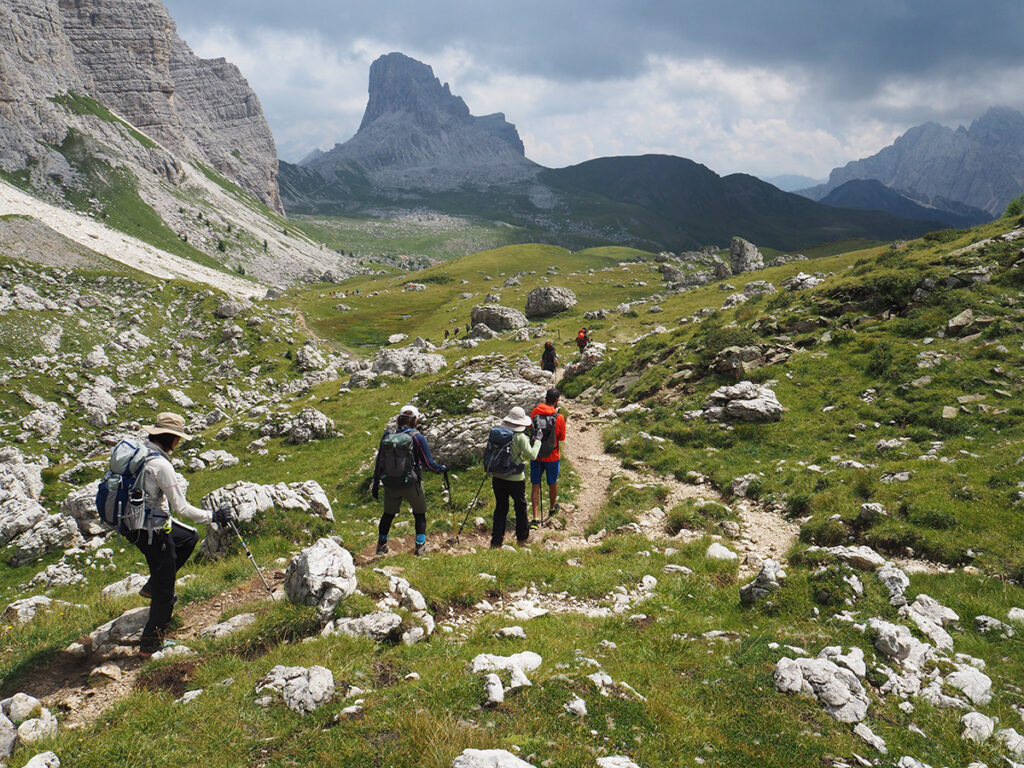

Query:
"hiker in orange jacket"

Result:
[[530, 388, 567, 520]]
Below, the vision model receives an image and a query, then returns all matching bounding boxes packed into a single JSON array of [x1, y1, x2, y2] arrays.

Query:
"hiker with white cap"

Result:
[[485, 406, 542, 548], [133, 412, 233, 656], [371, 404, 447, 556]]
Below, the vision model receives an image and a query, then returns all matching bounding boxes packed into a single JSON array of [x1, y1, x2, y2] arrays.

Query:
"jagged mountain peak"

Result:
[[359, 52, 470, 131], [297, 51, 531, 191], [967, 106, 1024, 151]]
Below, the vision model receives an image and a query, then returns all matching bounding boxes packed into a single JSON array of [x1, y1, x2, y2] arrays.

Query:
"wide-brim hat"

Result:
[[144, 412, 191, 441], [502, 406, 532, 431]]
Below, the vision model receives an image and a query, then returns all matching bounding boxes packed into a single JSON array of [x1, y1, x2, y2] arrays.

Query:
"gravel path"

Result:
[[1, 180, 264, 298]]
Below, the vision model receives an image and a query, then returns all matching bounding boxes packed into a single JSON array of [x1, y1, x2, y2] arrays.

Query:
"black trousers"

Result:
[[126, 521, 198, 641], [491, 477, 529, 546]]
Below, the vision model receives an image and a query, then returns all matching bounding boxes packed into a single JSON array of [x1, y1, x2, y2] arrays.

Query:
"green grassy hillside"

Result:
[[1, 220, 1023, 768]]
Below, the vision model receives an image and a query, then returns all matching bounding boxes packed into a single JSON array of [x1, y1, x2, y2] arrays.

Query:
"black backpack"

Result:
[[379, 430, 421, 487], [532, 413, 558, 459], [483, 426, 524, 476]]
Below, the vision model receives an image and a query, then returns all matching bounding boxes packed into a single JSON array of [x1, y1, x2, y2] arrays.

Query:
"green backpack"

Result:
[[380, 431, 421, 487]]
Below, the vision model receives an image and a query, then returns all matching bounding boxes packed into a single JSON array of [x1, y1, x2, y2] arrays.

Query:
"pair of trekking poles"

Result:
[[444, 468, 551, 543]]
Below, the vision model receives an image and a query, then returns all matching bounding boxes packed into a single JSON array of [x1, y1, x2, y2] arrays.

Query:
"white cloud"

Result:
[[178, 26, 1005, 178]]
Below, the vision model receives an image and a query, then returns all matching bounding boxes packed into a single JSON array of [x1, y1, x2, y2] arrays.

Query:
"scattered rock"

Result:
[[23, 752, 60, 768], [705, 542, 738, 561], [9, 514, 85, 566], [100, 573, 149, 599], [961, 711, 994, 743], [564, 694, 587, 717], [524, 286, 577, 318], [286, 408, 335, 444], [774, 655, 869, 722], [739, 560, 786, 605], [853, 722, 887, 753], [471, 305, 529, 331], [256, 665, 334, 714], [200, 613, 257, 639], [372, 346, 447, 377], [3, 596, 54, 625], [730, 237, 764, 274], [321, 611, 402, 642], [483, 673, 504, 707], [451, 748, 536, 768], [284, 537, 357, 616], [703, 381, 783, 423], [201, 480, 334, 557], [975, 615, 1015, 638]]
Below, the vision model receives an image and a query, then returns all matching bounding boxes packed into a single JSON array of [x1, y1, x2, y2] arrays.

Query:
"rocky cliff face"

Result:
[[302, 52, 537, 192], [0, 0, 281, 213], [803, 107, 1024, 217]]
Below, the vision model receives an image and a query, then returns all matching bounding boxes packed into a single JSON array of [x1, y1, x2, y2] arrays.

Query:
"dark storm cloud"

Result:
[[164, 0, 1024, 97], [162, 0, 1024, 175]]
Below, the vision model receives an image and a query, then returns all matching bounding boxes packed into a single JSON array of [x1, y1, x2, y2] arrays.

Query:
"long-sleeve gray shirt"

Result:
[[142, 440, 211, 528]]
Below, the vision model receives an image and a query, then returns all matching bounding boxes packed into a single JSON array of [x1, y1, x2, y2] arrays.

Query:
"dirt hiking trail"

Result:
[[20, 570, 285, 730], [360, 399, 799, 567]]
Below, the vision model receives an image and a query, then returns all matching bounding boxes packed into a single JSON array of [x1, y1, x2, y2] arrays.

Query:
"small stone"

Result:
[[564, 695, 587, 717], [961, 712, 994, 743], [705, 542, 738, 561]]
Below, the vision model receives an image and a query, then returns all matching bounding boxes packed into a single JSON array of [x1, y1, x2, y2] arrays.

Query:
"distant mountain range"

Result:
[[281, 52, 939, 252], [762, 174, 825, 192], [819, 179, 989, 230], [801, 107, 1024, 220]]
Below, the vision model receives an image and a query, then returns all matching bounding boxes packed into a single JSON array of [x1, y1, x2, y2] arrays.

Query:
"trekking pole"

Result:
[[444, 471, 457, 533], [228, 521, 276, 600], [456, 472, 490, 539]]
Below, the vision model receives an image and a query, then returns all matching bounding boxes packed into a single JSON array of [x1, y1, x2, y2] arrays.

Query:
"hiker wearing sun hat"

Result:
[[486, 406, 542, 548], [371, 404, 448, 556], [131, 412, 234, 656]]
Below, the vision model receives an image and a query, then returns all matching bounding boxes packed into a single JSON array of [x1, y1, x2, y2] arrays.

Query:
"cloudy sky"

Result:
[[163, 0, 1024, 181]]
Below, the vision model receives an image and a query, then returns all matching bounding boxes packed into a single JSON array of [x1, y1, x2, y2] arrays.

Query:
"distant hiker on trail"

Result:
[[445, 328, 450, 339], [541, 341, 558, 373], [485, 407, 542, 548], [130, 413, 233, 656], [530, 388, 567, 522], [453, 327, 460, 337], [371, 405, 447, 556], [576, 328, 589, 353]]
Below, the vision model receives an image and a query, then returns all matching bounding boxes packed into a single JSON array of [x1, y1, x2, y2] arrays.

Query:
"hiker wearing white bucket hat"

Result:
[[132, 413, 233, 656], [485, 406, 542, 548]]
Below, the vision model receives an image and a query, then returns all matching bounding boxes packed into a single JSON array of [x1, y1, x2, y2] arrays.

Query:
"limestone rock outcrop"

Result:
[[284, 537, 357, 616], [470, 305, 528, 331], [524, 286, 577, 318], [729, 237, 764, 274], [0, 0, 281, 212], [703, 381, 784, 423]]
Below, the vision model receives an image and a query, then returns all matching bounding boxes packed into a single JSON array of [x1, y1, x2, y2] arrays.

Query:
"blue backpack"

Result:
[[483, 426, 523, 476], [95, 438, 162, 536]]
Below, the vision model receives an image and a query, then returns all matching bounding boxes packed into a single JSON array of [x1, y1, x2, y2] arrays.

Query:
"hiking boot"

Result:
[[549, 504, 560, 516], [138, 632, 164, 657], [138, 582, 152, 599], [414, 542, 427, 556], [375, 541, 389, 555], [529, 519, 541, 529]]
